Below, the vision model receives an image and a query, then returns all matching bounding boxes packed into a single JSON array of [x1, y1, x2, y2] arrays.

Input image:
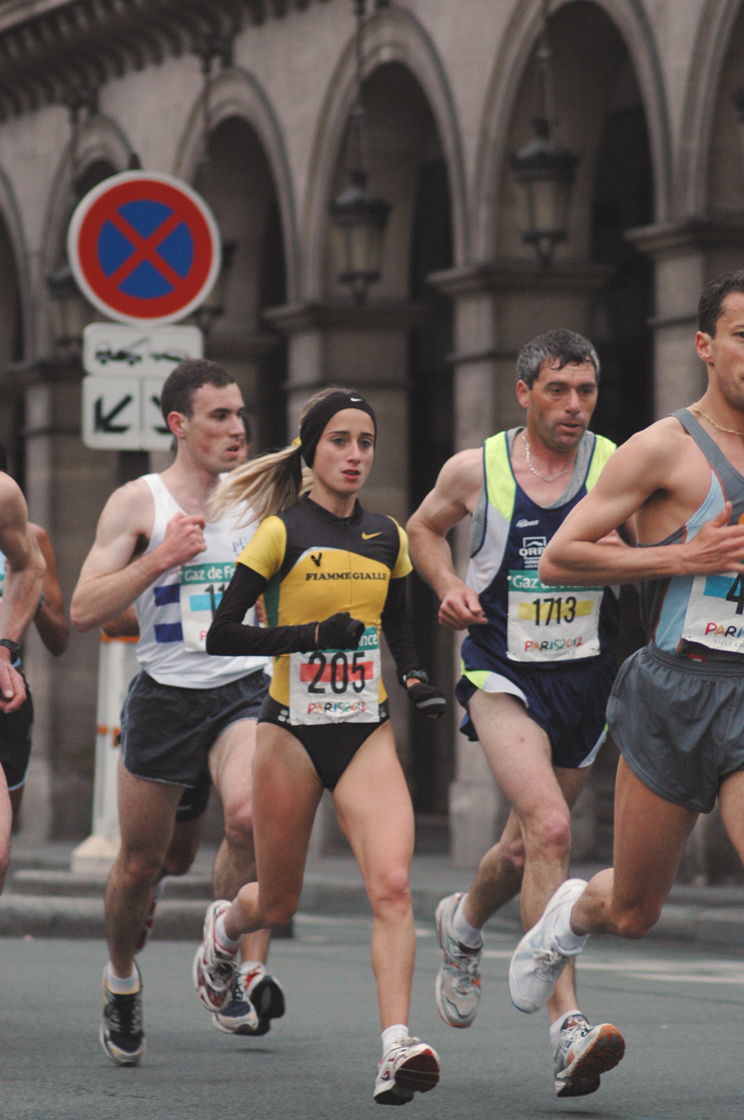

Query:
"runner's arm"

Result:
[[0, 476, 45, 710], [70, 481, 206, 632], [30, 525, 69, 655], [540, 429, 744, 585], [407, 450, 487, 629], [206, 563, 359, 655]]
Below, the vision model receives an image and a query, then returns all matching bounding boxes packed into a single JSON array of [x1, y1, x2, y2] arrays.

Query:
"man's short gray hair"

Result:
[[515, 329, 600, 389]]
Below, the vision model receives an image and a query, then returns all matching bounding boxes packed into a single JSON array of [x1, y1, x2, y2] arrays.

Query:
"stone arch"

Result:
[[303, 5, 467, 299], [41, 112, 132, 286], [472, 0, 672, 259], [172, 66, 299, 302], [0, 165, 32, 362]]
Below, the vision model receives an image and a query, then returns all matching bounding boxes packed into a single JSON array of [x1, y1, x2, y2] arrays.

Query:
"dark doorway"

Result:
[[408, 157, 455, 814], [590, 105, 654, 445]]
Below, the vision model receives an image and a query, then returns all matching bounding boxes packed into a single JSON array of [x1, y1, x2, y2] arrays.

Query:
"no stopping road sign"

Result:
[[68, 171, 221, 326]]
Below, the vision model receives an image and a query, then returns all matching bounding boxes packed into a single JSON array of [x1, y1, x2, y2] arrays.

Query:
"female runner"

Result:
[[192, 387, 446, 1105]]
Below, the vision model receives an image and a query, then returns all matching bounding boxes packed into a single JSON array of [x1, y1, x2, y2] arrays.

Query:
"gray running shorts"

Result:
[[607, 643, 744, 813], [121, 670, 270, 788]]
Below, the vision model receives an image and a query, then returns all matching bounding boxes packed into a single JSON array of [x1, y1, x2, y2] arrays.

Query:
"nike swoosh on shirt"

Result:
[[361, 532, 381, 539]]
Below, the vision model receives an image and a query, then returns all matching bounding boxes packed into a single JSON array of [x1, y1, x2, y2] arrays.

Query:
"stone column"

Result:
[[623, 218, 744, 418]]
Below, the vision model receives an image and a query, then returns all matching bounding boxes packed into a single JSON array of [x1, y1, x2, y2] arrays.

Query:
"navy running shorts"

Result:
[[456, 649, 617, 769]]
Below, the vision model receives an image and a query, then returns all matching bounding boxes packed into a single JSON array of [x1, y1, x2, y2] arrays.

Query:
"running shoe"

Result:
[[434, 893, 482, 1028], [553, 1014, 625, 1097], [134, 880, 163, 954], [192, 900, 239, 1013], [100, 964, 145, 1067], [373, 1037, 440, 1106], [213, 964, 286, 1036], [508, 878, 588, 1013]]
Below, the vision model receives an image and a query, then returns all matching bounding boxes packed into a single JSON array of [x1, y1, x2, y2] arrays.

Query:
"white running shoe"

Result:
[[553, 1014, 625, 1097], [508, 878, 588, 1013], [192, 901, 239, 1013], [373, 1037, 440, 1106], [434, 893, 482, 1028]]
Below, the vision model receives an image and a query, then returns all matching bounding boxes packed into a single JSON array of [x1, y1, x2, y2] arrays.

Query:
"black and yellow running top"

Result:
[[207, 495, 420, 707]]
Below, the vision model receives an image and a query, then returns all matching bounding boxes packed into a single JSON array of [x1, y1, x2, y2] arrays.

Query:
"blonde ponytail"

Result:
[[211, 444, 312, 524]]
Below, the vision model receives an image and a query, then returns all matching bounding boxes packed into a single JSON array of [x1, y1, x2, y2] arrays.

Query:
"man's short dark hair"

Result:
[[698, 270, 744, 337], [160, 359, 236, 424], [515, 329, 600, 389]]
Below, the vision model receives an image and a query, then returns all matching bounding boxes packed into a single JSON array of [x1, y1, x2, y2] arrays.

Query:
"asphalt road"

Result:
[[2, 916, 743, 1119]]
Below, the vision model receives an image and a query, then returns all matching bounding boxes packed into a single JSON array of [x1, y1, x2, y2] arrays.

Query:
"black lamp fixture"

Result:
[[329, 0, 391, 304], [510, 0, 579, 268]]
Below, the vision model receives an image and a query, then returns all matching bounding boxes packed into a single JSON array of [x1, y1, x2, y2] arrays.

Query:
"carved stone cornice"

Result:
[[0, 0, 331, 121], [625, 214, 744, 260], [428, 259, 614, 298], [263, 299, 428, 334]]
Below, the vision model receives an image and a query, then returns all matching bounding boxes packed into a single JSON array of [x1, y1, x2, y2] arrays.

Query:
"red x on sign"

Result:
[[68, 171, 221, 326]]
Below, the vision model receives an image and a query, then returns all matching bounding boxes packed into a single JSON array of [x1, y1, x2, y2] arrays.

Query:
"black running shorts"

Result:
[[258, 695, 389, 791]]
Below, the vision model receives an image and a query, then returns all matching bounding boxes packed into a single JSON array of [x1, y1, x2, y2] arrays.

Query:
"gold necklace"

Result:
[[522, 433, 576, 482], [690, 405, 744, 437]]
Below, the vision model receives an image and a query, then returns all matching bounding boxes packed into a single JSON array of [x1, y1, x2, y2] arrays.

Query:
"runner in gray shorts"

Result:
[[506, 271, 744, 1087]]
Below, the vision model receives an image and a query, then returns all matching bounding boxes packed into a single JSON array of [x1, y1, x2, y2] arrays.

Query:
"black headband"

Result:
[[299, 391, 377, 468]]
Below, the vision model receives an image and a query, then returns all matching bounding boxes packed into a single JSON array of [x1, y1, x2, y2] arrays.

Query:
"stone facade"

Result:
[[0, 0, 740, 873]]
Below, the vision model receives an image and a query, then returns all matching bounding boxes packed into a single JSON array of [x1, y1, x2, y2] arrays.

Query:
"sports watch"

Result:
[[0, 639, 21, 659]]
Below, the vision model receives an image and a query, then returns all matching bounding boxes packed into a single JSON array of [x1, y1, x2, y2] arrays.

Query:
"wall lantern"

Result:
[[510, 1, 578, 268], [329, 0, 391, 304]]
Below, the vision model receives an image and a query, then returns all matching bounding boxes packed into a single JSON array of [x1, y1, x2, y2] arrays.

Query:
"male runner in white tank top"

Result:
[[507, 271, 744, 1083], [71, 360, 282, 1066]]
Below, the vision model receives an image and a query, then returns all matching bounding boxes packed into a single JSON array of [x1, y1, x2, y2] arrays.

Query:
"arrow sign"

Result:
[[83, 377, 141, 449], [95, 394, 134, 433], [141, 377, 174, 451]]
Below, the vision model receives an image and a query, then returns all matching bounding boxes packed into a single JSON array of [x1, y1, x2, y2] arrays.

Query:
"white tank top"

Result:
[[134, 474, 269, 688]]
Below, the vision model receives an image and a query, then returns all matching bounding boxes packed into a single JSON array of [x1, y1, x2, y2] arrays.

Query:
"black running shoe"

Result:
[[100, 965, 145, 1066], [213, 964, 285, 1037]]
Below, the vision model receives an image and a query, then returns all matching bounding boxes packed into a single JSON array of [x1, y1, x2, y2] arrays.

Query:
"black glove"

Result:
[[407, 681, 447, 719], [315, 612, 365, 650]]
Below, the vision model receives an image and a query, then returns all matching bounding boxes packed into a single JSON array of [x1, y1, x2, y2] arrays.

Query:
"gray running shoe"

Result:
[[553, 1014, 625, 1097], [192, 900, 239, 1013], [434, 893, 482, 1028], [100, 964, 145, 1067], [374, 1037, 440, 1105], [508, 878, 588, 1013]]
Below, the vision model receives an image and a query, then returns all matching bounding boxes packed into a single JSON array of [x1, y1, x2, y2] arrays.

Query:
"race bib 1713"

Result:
[[506, 570, 603, 663]]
